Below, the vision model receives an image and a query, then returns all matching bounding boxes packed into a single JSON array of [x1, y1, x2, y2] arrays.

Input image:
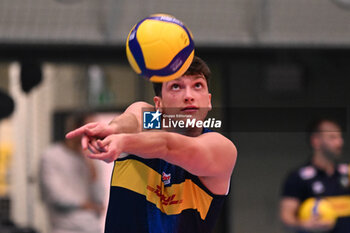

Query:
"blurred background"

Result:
[[1, 0, 350, 232]]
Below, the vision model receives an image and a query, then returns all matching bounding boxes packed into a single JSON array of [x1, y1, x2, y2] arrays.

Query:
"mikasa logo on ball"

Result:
[[170, 58, 183, 71], [158, 15, 183, 25]]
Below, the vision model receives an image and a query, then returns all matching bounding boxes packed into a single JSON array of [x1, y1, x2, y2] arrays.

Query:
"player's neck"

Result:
[[184, 127, 203, 137], [312, 152, 335, 176]]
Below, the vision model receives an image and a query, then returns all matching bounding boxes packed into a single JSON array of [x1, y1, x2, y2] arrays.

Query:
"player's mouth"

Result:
[[181, 106, 199, 113]]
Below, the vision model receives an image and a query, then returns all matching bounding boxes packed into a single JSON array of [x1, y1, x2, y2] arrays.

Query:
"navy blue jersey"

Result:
[[281, 163, 350, 233], [105, 129, 227, 233]]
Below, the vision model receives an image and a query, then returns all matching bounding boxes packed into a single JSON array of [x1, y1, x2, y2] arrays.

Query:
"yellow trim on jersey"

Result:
[[326, 195, 350, 217], [111, 159, 213, 220]]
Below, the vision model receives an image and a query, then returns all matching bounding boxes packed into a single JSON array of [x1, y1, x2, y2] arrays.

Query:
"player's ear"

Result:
[[153, 96, 163, 110]]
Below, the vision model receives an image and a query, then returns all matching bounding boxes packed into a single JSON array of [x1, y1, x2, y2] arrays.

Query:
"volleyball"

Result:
[[126, 14, 195, 83], [298, 198, 337, 224]]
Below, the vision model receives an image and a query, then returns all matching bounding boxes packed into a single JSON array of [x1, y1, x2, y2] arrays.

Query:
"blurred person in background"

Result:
[[280, 118, 350, 233], [39, 114, 105, 233]]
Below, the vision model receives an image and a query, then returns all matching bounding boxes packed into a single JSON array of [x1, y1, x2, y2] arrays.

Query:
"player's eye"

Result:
[[171, 83, 180, 90], [194, 82, 203, 89]]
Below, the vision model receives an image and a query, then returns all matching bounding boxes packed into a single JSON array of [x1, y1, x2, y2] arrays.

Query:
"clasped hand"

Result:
[[66, 122, 124, 163]]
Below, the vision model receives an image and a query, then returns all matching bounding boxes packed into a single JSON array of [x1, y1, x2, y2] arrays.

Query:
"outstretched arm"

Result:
[[65, 101, 154, 151], [91, 131, 236, 180]]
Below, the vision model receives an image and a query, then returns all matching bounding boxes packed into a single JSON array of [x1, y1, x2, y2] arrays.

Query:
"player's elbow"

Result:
[[208, 142, 237, 177], [194, 145, 236, 177]]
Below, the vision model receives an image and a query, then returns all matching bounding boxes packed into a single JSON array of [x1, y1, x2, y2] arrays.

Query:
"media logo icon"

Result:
[[143, 110, 162, 129]]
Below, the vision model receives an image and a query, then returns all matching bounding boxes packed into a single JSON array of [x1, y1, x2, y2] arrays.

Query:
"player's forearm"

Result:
[[109, 101, 154, 134], [280, 198, 303, 229], [122, 132, 170, 159], [280, 208, 303, 230], [109, 112, 140, 133]]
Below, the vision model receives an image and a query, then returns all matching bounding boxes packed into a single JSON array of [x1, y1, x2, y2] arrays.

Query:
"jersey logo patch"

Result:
[[147, 185, 183, 205], [299, 166, 316, 180], [162, 172, 171, 185], [338, 164, 349, 175], [312, 181, 325, 194]]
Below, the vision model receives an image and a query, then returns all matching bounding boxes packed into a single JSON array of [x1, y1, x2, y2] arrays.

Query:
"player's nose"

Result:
[[184, 87, 194, 103]]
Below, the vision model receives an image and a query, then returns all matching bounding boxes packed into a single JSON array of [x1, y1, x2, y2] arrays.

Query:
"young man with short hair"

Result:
[[67, 56, 237, 233]]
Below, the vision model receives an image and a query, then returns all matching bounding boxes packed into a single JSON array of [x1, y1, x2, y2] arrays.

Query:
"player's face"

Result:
[[153, 74, 212, 120], [315, 121, 344, 160]]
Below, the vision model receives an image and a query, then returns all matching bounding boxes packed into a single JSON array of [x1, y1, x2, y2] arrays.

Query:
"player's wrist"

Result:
[[108, 122, 120, 134], [118, 134, 130, 152]]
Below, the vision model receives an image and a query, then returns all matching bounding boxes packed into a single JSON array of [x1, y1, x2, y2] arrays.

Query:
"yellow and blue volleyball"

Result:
[[298, 198, 337, 224], [126, 14, 195, 83]]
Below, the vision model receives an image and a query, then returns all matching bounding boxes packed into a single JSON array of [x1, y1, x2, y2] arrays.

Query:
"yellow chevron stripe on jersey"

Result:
[[111, 159, 213, 220]]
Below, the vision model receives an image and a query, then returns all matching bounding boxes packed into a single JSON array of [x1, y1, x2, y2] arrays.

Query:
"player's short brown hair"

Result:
[[152, 56, 211, 97]]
